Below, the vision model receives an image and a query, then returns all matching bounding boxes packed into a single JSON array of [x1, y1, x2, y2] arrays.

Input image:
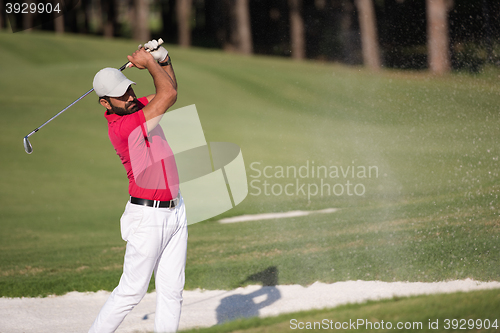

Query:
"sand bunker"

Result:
[[1, 279, 499, 332]]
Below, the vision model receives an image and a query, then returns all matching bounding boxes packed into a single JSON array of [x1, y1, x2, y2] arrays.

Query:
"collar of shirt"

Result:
[[104, 111, 122, 123]]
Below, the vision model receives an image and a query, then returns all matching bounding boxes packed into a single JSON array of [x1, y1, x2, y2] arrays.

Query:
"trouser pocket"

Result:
[[120, 202, 144, 242]]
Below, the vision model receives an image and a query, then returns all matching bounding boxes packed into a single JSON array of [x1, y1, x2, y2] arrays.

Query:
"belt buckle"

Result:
[[171, 195, 180, 208]]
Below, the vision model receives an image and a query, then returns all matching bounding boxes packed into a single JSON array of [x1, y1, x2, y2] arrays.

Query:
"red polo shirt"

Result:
[[105, 96, 179, 201]]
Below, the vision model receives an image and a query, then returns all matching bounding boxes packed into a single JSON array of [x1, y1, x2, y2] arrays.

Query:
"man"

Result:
[[89, 40, 187, 333]]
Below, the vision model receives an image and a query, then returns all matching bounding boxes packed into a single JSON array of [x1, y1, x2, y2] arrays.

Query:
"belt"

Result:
[[130, 195, 179, 209]]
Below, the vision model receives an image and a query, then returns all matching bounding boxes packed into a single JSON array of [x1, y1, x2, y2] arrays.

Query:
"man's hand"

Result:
[[144, 39, 169, 62], [127, 48, 155, 69]]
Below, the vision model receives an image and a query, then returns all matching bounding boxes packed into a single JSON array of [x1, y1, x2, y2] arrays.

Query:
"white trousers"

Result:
[[89, 196, 188, 333]]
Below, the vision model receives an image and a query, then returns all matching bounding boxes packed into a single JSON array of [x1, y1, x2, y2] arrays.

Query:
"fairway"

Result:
[[0, 30, 499, 303]]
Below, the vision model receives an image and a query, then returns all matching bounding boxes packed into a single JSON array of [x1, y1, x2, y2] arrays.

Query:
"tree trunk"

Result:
[[94, 0, 103, 34], [80, 0, 91, 34], [161, 0, 177, 43], [482, 0, 492, 63], [355, 0, 381, 70], [54, 0, 64, 35], [233, 0, 253, 54], [0, 0, 3, 30], [427, 0, 453, 74], [23, 0, 34, 32], [288, 0, 305, 60], [54, 15, 64, 34], [176, 0, 192, 47], [133, 0, 150, 41], [102, 0, 116, 38], [340, 0, 358, 64]]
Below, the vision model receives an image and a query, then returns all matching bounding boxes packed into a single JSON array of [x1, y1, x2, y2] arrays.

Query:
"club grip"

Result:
[[120, 38, 165, 71], [119, 62, 131, 71]]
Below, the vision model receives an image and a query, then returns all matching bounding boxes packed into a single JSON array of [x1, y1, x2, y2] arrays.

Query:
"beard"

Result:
[[110, 99, 140, 115]]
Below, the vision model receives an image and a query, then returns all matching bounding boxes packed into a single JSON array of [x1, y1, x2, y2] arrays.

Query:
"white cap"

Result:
[[93, 68, 136, 97]]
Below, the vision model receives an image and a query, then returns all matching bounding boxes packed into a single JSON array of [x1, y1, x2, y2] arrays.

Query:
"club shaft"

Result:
[[25, 61, 130, 138], [27, 87, 94, 137]]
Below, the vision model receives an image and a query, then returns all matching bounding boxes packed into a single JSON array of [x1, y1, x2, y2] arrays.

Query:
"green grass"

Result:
[[0, 31, 499, 297], [179, 289, 500, 333]]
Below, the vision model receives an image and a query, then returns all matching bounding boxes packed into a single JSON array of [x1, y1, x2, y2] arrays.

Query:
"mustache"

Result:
[[126, 99, 139, 109]]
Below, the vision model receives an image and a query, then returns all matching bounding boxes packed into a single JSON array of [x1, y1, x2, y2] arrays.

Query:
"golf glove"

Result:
[[144, 39, 168, 62]]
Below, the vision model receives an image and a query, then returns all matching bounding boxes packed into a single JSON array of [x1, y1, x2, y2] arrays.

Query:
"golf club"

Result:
[[23, 39, 164, 154]]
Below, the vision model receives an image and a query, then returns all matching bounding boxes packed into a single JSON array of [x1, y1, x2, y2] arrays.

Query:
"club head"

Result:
[[23, 136, 33, 154]]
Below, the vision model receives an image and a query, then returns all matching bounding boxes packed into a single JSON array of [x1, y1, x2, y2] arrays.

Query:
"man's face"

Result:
[[103, 86, 139, 115]]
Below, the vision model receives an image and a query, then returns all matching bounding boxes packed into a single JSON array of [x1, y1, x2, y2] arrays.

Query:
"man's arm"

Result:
[[146, 55, 177, 103], [127, 49, 177, 129], [160, 55, 177, 90]]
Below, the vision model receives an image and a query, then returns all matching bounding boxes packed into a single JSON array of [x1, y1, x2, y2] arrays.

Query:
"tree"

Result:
[[427, 0, 453, 74], [355, 0, 381, 70], [340, 0, 359, 64], [176, 0, 192, 47], [79, 0, 92, 34], [133, 0, 150, 41], [0, 0, 3, 29], [288, 0, 305, 59], [232, 0, 253, 54], [23, 0, 35, 32], [160, 0, 177, 44], [54, 14, 64, 34], [102, 0, 117, 38]]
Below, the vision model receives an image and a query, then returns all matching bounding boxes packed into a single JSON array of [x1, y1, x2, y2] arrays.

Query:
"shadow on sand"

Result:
[[216, 266, 282, 324]]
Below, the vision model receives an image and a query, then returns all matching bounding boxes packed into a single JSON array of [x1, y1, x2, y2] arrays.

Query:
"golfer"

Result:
[[89, 40, 187, 333]]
